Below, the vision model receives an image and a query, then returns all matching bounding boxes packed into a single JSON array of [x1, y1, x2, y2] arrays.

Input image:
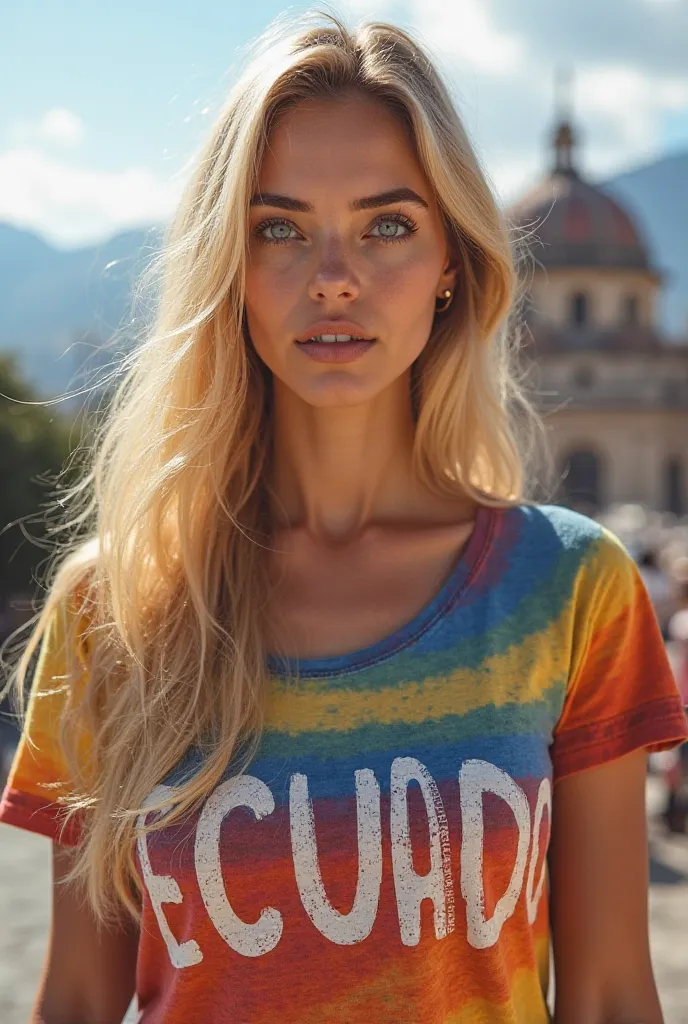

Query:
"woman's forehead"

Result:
[[258, 95, 427, 205]]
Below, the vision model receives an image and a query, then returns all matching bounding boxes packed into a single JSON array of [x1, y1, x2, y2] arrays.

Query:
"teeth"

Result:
[[307, 334, 368, 343]]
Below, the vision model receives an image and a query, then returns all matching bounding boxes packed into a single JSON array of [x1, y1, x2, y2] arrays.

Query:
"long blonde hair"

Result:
[[7, 11, 541, 921]]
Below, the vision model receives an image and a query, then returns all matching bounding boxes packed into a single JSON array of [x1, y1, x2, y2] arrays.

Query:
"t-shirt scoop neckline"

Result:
[[266, 502, 495, 679]]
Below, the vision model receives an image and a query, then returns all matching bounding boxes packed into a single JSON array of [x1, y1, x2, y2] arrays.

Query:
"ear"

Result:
[[437, 251, 459, 297]]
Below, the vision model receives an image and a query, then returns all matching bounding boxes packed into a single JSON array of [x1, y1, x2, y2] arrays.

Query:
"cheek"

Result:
[[375, 251, 444, 365], [244, 254, 304, 342], [370, 256, 441, 348], [372, 242, 443, 307], [248, 249, 309, 294]]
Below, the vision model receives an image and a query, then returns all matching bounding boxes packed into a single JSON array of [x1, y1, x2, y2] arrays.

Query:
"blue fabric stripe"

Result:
[[162, 733, 554, 803]]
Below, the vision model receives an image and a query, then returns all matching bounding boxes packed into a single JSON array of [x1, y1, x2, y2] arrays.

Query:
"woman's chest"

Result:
[[136, 661, 560, 967], [265, 521, 474, 658]]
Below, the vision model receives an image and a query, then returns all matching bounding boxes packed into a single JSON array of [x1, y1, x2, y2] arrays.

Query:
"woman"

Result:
[[1, 14, 686, 1024]]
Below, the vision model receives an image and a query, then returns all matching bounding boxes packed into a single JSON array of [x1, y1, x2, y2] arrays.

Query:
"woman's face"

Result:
[[244, 92, 456, 408]]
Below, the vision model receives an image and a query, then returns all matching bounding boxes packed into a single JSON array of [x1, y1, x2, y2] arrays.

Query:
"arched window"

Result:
[[561, 449, 602, 511], [665, 457, 684, 517], [570, 292, 588, 328], [621, 294, 639, 327]]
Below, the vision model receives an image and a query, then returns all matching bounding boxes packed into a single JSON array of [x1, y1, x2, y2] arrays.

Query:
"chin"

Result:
[[292, 373, 385, 408]]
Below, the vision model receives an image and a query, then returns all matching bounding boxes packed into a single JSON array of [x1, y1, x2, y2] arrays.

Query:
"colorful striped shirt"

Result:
[[2, 504, 687, 1023]]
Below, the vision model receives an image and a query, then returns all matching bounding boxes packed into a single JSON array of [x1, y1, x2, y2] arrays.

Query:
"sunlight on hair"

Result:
[[2, 8, 545, 922]]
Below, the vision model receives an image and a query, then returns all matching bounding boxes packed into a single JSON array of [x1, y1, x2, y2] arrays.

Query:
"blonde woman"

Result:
[[1, 14, 686, 1024]]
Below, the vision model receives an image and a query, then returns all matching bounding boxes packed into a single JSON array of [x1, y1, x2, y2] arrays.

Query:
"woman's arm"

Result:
[[549, 748, 663, 1024], [30, 844, 139, 1024]]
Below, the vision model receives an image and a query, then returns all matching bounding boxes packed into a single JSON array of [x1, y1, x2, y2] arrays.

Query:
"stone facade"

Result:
[[510, 116, 688, 515]]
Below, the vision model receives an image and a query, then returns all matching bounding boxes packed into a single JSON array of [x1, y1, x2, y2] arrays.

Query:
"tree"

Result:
[[0, 355, 76, 611]]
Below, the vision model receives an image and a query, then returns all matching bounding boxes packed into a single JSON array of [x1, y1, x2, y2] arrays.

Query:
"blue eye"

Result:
[[258, 220, 300, 243], [368, 215, 417, 241]]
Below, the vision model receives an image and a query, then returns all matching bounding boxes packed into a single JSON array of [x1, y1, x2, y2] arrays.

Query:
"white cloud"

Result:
[[489, 154, 545, 207], [575, 66, 688, 154], [0, 147, 181, 247], [406, 0, 525, 76], [477, 66, 688, 201], [40, 108, 85, 147], [544, 65, 688, 184], [345, 0, 525, 76], [9, 108, 86, 149]]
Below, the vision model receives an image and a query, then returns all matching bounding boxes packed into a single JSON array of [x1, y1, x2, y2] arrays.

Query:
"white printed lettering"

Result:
[[136, 784, 203, 968], [526, 778, 551, 924], [194, 775, 283, 957], [138, 756, 547, 965], [390, 757, 456, 946], [459, 759, 530, 950], [290, 769, 382, 944]]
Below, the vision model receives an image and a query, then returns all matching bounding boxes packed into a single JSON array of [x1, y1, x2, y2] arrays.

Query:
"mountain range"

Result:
[[0, 223, 162, 398], [1, 151, 686, 399], [601, 151, 688, 340]]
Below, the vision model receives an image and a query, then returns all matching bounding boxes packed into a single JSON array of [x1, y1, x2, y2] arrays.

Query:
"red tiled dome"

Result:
[[509, 171, 651, 270], [508, 119, 652, 271]]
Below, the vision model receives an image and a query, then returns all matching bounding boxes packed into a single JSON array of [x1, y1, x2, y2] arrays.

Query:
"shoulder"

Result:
[[490, 504, 638, 615], [499, 503, 630, 568], [503, 503, 601, 546]]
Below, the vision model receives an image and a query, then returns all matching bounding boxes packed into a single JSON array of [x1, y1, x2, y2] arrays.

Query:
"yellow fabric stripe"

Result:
[[265, 616, 571, 735], [7, 595, 92, 801], [442, 962, 550, 1023], [582, 527, 640, 626]]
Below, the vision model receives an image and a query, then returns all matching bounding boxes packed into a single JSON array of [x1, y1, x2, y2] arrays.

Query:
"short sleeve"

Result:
[[0, 594, 93, 845], [551, 529, 688, 781]]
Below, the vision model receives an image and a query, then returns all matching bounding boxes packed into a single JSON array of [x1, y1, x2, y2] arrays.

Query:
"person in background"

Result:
[[663, 559, 688, 832], [1, 13, 686, 1024], [637, 548, 673, 639]]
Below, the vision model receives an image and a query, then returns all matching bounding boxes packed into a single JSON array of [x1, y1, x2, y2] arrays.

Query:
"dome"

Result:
[[508, 120, 654, 272]]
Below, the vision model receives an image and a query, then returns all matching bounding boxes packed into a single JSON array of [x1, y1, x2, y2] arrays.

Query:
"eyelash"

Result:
[[253, 211, 419, 246]]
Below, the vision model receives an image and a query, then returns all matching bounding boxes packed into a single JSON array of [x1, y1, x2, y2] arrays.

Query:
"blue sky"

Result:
[[3, 0, 687, 248]]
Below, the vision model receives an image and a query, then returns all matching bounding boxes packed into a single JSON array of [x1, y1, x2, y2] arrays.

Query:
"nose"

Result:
[[308, 238, 360, 303]]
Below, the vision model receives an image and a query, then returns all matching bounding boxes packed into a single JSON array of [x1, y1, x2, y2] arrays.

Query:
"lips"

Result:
[[295, 337, 376, 363]]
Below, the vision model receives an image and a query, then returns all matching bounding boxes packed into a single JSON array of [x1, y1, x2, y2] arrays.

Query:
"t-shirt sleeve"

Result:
[[0, 595, 93, 845], [551, 528, 688, 781]]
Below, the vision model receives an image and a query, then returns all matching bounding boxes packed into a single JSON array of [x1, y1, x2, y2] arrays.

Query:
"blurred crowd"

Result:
[[599, 504, 688, 832], [598, 503, 688, 645]]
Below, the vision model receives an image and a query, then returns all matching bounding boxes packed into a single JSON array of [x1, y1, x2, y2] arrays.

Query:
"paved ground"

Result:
[[1, 760, 687, 1022], [645, 774, 688, 1022]]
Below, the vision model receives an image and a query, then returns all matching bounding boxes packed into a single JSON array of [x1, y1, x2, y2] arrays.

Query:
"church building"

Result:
[[509, 109, 688, 516]]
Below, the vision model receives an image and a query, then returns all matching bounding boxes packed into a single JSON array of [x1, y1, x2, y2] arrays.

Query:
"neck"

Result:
[[269, 374, 426, 540]]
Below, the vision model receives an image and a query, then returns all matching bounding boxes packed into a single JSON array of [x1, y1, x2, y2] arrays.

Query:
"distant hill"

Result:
[[0, 148, 686, 398], [0, 223, 162, 397], [602, 150, 688, 341]]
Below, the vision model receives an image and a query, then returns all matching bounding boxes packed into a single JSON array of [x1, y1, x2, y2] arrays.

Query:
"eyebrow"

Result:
[[249, 187, 429, 213]]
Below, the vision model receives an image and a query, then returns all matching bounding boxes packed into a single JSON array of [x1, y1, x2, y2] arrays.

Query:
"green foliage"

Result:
[[0, 355, 77, 607]]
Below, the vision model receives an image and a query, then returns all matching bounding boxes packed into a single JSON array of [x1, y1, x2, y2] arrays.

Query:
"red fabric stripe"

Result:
[[552, 695, 688, 780], [0, 786, 83, 845]]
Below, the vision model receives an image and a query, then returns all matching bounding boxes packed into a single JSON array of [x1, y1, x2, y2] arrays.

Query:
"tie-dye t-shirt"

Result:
[[2, 504, 687, 1024]]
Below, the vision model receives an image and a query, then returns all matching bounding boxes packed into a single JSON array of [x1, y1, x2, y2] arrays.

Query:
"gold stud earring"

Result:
[[435, 288, 453, 313]]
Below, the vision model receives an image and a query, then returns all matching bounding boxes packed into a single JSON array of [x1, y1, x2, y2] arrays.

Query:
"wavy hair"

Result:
[[5, 11, 543, 921]]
